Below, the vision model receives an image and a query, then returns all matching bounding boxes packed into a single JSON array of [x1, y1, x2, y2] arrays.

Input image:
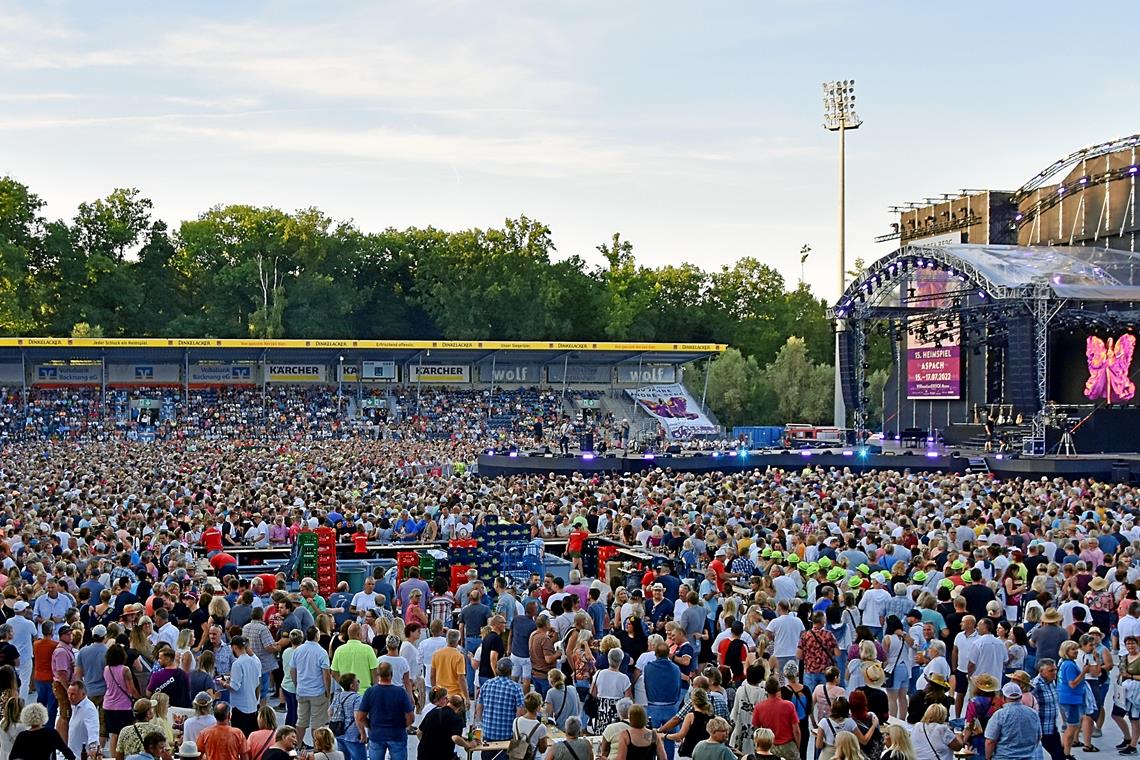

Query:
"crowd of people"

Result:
[[0, 386, 626, 452], [0, 393, 1128, 760]]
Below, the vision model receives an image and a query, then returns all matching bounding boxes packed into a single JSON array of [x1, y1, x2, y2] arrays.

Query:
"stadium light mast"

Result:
[[822, 79, 862, 431]]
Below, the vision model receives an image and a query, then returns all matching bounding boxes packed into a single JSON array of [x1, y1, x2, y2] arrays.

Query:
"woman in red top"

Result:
[[403, 589, 428, 628]]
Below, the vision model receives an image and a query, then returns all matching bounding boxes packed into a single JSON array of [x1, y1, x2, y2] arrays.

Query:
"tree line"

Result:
[[0, 177, 859, 425]]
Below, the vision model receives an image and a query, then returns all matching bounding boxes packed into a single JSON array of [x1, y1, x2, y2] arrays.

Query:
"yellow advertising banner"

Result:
[[0, 337, 725, 353]]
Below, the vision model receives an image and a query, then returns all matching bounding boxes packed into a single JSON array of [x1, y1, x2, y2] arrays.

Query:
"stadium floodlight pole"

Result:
[[337, 355, 344, 412], [822, 79, 862, 431]]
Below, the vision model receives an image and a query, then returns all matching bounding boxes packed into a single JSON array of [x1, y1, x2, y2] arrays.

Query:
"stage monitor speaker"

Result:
[[666, 444, 681, 454], [579, 433, 594, 452], [1005, 317, 1039, 412], [1113, 462, 1131, 484]]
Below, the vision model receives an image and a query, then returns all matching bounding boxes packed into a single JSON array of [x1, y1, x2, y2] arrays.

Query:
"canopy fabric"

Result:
[[905, 243, 1140, 300]]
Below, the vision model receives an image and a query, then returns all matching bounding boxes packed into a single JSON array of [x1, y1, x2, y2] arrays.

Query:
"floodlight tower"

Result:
[[822, 79, 862, 431]]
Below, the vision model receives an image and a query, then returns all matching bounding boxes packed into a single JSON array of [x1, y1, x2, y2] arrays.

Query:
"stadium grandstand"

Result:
[[0, 337, 723, 443]]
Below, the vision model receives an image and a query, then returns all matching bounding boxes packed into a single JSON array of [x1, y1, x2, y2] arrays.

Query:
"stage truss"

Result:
[[828, 243, 1140, 453]]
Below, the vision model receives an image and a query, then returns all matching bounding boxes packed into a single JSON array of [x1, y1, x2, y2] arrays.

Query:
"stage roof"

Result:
[[0, 338, 725, 365], [873, 243, 1140, 302]]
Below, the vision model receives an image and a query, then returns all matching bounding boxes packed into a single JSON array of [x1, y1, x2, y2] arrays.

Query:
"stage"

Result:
[[477, 447, 1140, 483]]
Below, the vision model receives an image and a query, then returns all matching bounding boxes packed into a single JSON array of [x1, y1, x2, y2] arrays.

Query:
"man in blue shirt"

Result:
[[587, 588, 608, 637], [33, 579, 73, 625], [654, 562, 682, 603], [984, 682, 1041, 760], [225, 635, 262, 735], [643, 642, 682, 730], [1032, 659, 1065, 760], [374, 574, 396, 614], [356, 662, 414, 760], [475, 659, 525, 742], [290, 626, 331, 747]]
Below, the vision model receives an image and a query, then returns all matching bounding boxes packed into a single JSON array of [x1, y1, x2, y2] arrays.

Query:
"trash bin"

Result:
[[544, 555, 572, 585], [336, 559, 370, 594]]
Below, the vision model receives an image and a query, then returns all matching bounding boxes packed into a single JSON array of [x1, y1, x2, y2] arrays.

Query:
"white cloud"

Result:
[[160, 95, 263, 111], [153, 118, 817, 183], [151, 18, 588, 114]]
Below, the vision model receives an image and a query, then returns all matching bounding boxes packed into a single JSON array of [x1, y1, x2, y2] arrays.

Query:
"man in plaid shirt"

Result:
[[475, 659, 525, 741], [1032, 659, 1064, 760]]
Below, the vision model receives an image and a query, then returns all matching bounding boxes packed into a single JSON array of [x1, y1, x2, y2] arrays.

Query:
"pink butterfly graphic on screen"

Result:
[[1084, 333, 1137, 403]]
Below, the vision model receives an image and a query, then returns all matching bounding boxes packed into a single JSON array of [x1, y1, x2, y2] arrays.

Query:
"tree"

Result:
[[70, 322, 104, 338], [596, 232, 657, 340], [0, 177, 44, 333], [0, 175, 846, 355], [762, 336, 834, 424], [413, 216, 555, 339], [685, 348, 763, 428]]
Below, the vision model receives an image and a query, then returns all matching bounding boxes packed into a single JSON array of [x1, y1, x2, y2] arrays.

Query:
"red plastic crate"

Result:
[[597, 545, 619, 568], [450, 564, 472, 593]]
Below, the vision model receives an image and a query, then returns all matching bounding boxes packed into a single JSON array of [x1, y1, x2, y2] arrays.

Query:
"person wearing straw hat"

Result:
[[906, 671, 952, 725], [1028, 608, 1067, 666], [176, 741, 201, 760], [963, 674, 999, 757], [857, 662, 890, 725]]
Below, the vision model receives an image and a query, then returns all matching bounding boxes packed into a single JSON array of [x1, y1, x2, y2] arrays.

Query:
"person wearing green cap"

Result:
[[817, 556, 832, 570], [827, 568, 845, 583]]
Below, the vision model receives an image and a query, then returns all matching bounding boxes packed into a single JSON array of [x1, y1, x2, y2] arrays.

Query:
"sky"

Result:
[[2, 1, 1139, 303]]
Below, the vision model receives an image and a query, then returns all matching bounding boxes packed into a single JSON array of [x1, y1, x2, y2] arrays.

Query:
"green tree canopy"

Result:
[[0, 174, 887, 428]]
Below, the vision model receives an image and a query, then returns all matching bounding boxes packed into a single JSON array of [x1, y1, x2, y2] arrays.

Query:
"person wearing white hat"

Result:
[[176, 741, 201, 760]]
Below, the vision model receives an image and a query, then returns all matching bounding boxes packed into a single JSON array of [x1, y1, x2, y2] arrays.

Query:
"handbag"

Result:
[[583, 691, 600, 719], [583, 671, 601, 719], [883, 636, 905, 682]]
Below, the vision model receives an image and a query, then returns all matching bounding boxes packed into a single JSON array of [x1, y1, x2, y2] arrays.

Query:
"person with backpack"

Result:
[[509, 691, 550, 760], [328, 674, 363, 760], [731, 665, 767, 755], [644, 641, 683, 731]]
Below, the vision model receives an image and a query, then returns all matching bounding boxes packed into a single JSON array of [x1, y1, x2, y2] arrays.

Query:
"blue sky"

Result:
[[2, 1, 1138, 302]]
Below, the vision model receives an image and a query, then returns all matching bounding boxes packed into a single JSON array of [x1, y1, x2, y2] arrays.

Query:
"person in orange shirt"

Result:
[[430, 630, 468, 704], [33, 620, 59, 726], [197, 702, 250, 760]]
